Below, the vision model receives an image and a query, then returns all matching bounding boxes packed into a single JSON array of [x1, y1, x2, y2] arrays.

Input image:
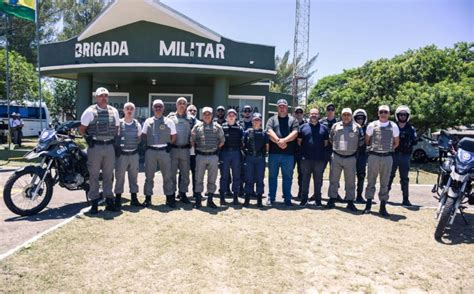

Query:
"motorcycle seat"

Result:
[[458, 137, 474, 153]]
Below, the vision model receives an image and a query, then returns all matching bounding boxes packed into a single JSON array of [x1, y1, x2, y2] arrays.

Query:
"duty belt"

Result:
[[171, 144, 191, 149], [333, 151, 357, 158], [222, 147, 240, 152], [93, 139, 114, 145], [369, 151, 393, 157], [246, 152, 265, 157], [196, 150, 218, 156], [147, 146, 168, 151], [121, 149, 138, 155]]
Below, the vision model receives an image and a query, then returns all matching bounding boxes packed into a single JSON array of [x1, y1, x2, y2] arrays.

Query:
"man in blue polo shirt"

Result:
[[298, 108, 329, 207]]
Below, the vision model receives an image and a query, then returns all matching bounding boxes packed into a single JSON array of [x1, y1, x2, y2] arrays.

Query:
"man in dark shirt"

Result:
[[294, 106, 307, 199], [298, 108, 329, 207], [266, 99, 299, 206]]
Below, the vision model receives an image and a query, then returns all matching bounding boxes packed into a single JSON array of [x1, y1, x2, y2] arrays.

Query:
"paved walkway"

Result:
[[0, 170, 439, 256]]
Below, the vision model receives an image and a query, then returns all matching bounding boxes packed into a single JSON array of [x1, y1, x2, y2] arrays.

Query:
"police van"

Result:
[[0, 101, 50, 137]]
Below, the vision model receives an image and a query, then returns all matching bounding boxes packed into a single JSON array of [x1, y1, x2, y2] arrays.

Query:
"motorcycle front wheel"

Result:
[[3, 166, 54, 216], [434, 196, 456, 240]]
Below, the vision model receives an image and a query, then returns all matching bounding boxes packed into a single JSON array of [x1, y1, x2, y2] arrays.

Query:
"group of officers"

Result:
[[80, 87, 417, 217]]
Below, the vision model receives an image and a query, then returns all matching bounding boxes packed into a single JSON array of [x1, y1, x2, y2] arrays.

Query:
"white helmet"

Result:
[[395, 105, 411, 122], [353, 109, 367, 125]]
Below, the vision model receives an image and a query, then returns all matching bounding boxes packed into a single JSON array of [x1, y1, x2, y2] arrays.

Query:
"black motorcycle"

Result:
[[433, 131, 474, 239], [3, 121, 90, 216]]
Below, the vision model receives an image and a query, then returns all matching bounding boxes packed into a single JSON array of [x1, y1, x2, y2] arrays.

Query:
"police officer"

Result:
[[240, 105, 253, 131], [187, 104, 200, 194], [242, 113, 268, 208], [294, 106, 306, 199], [168, 97, 193, 204], [298, 108, 329, 207], [388, 105, 417, 206], [141, 99, 177, 208], [214, 105, 227, 125], [364, 105, 400, 217], [9, 112, 23, 146], [326, 108, 364, 212], [191, 107, 225, 209], [79, 87, 120, 214], [353, 109, 369, 203], [114, 102, 141, 208], [219, 109, 244, 206]]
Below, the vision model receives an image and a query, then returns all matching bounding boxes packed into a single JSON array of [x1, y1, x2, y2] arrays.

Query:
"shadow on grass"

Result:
[[436, 212, 474, 245], [5, 201, 88, 222]]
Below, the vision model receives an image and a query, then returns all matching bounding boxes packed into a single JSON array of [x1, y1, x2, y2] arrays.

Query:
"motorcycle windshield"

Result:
[[455, 148, 474, 174], [37, 129, 57, 151]]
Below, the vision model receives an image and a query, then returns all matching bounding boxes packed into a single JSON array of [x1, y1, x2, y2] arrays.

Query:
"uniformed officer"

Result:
[[214, 105, 227, 125], [187, 104, 200, 194], [114, 102, 141, 208], [79, 87, 120, 214], [240, 105, 253, 131], [219, 109, 244, 206], [388, 105, 417, 206], [353, 109, 369, 203], [364, 105, 400, 217], [191, 107, 225, 209], [141, 99, 177, 208], [326, 108, 364, 212], [168, 97, 193, 204], [242, 112, 268, 208], [294, 106, 307, 199], [298, 108, 329, 207], [9, 112, 24, 146]]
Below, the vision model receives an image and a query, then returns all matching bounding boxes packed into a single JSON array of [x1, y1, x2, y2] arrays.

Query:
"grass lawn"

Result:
[[0, 198, 472, 292]]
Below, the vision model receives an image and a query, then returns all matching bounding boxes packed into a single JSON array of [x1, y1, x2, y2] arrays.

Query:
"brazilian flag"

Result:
[[0, 0, 36, 22]]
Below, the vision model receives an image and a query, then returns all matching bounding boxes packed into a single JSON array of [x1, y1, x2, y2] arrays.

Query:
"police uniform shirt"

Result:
[[9, 118, 23, 128], [141, 116, 177, 148], [366, 120, 400, 138], [396, 123, 417, 154], [243, 128, 269, 155], [80, 105, 120, 128]]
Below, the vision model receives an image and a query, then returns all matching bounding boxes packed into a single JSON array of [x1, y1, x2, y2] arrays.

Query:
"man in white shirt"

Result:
[[9, 112, 24, 146], [79, 87, 120, 214], [363, 105, 400, 217], [141, 99, 177, 208]]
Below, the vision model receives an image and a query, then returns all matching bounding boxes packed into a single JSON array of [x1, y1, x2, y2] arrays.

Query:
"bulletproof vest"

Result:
[[396, 123, 416, 154], [222, 122, 242, 149], [320, 117, 339, 130], [213, 117, 226, 126], [246, 128, 266, 155], [369, 121, 394, 153], [332, 122, 361, 155], [240, 120, 253, 131], [195, 122, 221, 152], [169, 112, 192, 146], [146, 116, 172, 146], [87, 105, 116, 141], [119, 119, 140, 151]]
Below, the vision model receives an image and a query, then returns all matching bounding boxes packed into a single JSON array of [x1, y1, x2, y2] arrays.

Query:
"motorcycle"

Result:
[[3, 121, 90, 216], [432, 131, 474, 239]]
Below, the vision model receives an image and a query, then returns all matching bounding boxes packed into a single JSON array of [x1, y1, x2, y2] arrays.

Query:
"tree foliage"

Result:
[[51, 79, 77, 120], [308, 42, 474, 133], [0, 49, 38, 102]]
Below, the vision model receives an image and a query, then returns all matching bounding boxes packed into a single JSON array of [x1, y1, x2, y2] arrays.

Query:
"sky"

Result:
[[162, 0, 473, 81]]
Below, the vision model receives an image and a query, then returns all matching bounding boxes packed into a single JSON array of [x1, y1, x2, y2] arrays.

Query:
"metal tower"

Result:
[[291, 0, 311, 110]]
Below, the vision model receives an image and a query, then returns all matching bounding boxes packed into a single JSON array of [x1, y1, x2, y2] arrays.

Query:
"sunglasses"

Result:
[[355, 116, 365, 120], [398, 113, 408, 116], [154, 105, 163, 109], [379, 111, 389, 114], [124, 107, 134, 111], [295, 111, 303, 114], [243, 109, 252, 113], [327, 108, 335, 112]]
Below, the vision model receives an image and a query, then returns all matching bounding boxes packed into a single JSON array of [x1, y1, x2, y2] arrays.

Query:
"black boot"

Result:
[[207, 194, 217, 209], [355, 195, 366, 204], [179, 192, 190, 204], [142, 195, 152, 207], [193, 193, 202, 209], [363, 199, 372, 214], [402, 185, 412, 206], [315, 195, 323, 207], [257, 194, 263, 208], [89, 198, 99, 214], [105, 197, 119, 212], [346, 200, 358, 212], [130, 193, 140, 206], [166, 194, 176, 208], [243, 194, 250, 207], [233, 194, 240, 206], [326, 198, 336, 209], [379, 200, 390, 217], [219, 192, 227, 206], [299, 196, 308, 207], [115, 193, 122, 209]]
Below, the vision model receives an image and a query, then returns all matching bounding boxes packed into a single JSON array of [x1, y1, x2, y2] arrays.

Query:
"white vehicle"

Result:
[[412, 135, 439, 162], [0, 101, 50, 137]]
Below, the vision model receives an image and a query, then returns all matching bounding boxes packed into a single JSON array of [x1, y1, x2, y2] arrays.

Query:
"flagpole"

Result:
[[35, 0, 43, 131], [4, 14, 11, 149]]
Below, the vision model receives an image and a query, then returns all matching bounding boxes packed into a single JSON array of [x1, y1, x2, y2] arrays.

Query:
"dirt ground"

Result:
[[0, 195, 472, 293]]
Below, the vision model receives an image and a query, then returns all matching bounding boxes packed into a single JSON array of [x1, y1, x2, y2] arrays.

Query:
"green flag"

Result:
[[0, 0, 36, 22]]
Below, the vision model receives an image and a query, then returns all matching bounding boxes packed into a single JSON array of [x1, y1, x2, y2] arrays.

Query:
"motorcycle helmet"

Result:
[[395, 105, 411, 122], [353, 109, 367, 126]]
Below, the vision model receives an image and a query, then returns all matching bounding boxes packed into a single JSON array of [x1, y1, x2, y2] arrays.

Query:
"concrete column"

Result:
[[213, 77, 229, 108], [76, 74, 93, 118]]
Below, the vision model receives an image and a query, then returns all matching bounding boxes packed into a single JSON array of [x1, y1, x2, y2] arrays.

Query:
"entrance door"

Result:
[[228, 95, 265, 122], [148, 93, 194, 116]]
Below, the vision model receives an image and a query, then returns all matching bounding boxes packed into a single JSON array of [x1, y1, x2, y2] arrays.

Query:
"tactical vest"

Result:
[[146, 116, 172, 146], [119, 119, 140, 151], [222, 122, 242, 149], [358, 126, 367, 153], [240, 120, 253, 131], [320, 117, 339, 130], [396, 123, 416, 154], [245, 128, 266, 156], [169, 113, 191, 146], [332, 122, 361, 155], [87, 105, 116, 141], [369, 121, 395, 153], [194, 122, 221, 152]]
